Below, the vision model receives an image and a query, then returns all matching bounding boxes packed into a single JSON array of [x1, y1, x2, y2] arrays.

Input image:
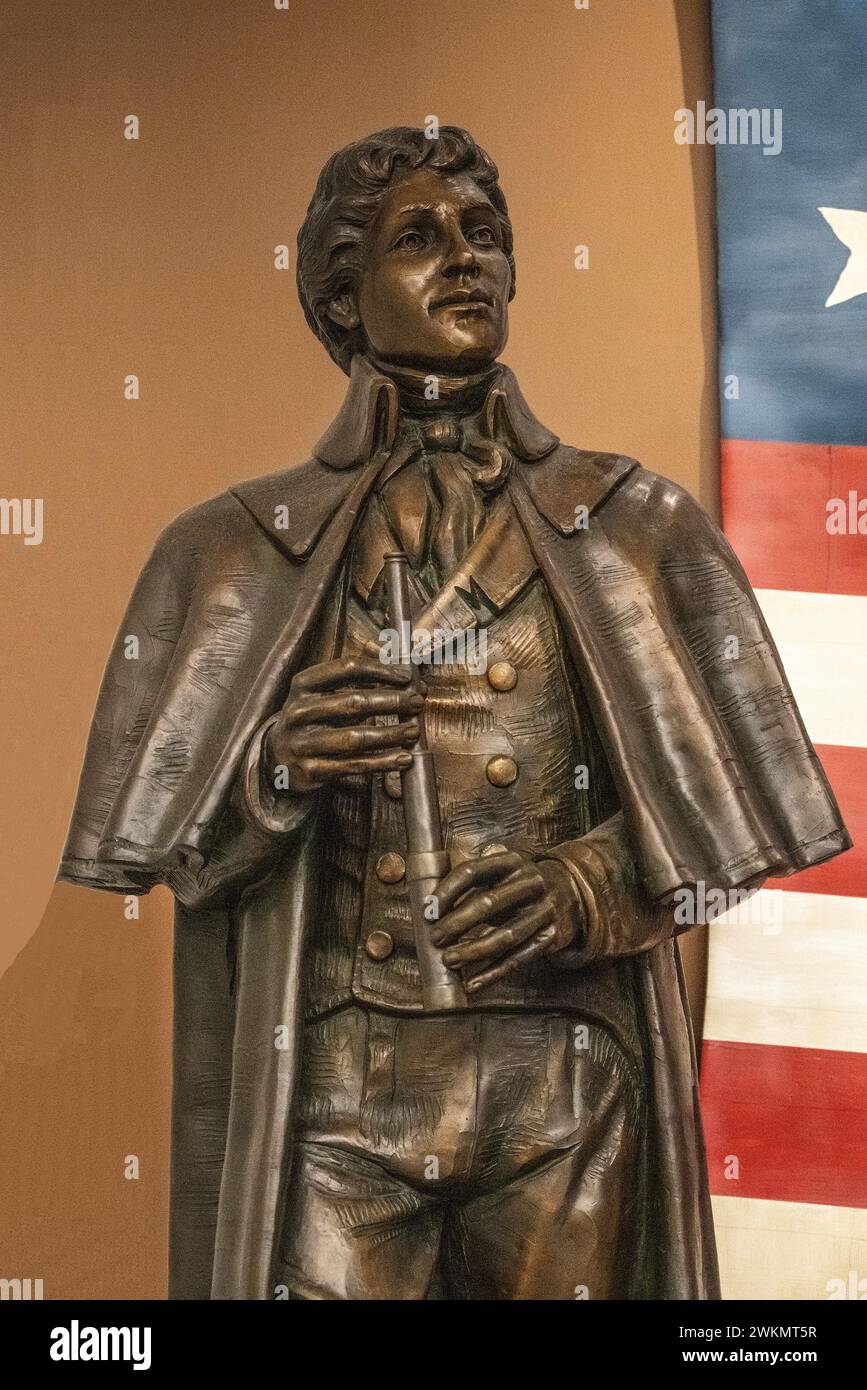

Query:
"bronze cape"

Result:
[[59, 358, 850, 1299]]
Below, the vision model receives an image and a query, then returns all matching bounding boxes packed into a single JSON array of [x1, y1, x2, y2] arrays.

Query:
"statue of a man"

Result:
[[59, 127, 849, 1300]]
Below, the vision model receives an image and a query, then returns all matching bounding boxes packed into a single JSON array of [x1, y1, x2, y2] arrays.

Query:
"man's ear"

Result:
[[326, 290, 360, 332]]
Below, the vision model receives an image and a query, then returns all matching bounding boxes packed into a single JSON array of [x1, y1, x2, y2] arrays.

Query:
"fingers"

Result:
[[274, 658, 426, 790], [431, 870, 544, 947], [292, 657, 415, 694], [305, 749, 413, 780], [434, 852, 527, 916], [465, 921, 559, 995], [291, 721, 419, 757], [286, 688, 424, 726], [442, 900, 554, 968]]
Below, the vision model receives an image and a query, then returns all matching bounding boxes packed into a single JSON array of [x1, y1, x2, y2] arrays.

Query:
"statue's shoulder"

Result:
[[153, 456, 327, 555], [229, 454, 339, 516], [556, 444, 714, 525], [607, 457, 704, 513], [517, 442, 641, 530], [609, 462, 723, 554], [527, 442, 719, 556]]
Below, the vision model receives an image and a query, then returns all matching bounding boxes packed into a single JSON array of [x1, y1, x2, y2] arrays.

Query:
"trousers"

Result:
[[277, 1005, 645, 1300]]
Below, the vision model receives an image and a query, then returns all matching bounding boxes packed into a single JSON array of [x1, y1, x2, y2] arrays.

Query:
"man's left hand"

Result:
[[430, 851, 581, 995]]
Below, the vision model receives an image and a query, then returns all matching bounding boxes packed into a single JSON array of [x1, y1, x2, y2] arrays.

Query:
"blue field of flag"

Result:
[[712, 0, 867, 446]]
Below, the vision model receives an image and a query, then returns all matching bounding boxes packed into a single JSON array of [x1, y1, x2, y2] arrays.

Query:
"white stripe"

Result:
[[755, 588, 867, 749], [704, 890, 867, 1053], [712, 1195, 867, 1300]]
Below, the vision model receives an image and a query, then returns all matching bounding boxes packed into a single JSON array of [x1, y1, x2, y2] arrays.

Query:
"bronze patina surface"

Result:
[[59, 127, 851, 1300]]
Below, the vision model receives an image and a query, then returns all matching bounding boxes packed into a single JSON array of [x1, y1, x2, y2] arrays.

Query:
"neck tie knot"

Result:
[[419, 417, 463, 452]]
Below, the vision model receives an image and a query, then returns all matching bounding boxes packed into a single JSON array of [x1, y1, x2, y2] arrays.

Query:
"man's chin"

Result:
[[414, 333, 504, 374]]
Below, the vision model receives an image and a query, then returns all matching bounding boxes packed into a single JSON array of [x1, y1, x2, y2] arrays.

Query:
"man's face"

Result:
[[341, 168, 512, 372]]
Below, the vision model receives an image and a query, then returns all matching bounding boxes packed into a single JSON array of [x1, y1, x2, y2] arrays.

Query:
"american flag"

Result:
[[701, 0, 867, 1299]]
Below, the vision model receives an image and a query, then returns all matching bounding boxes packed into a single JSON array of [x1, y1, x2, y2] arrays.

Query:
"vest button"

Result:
[[365, 929, 394, 961], [486, 756, 519, 787], [487, 661, 518, 692], [375, 851, 406, 883], [383, 770, 403, 800]]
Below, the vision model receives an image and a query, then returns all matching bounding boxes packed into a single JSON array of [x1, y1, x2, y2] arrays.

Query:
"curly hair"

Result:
[[296, 126, 516, 373]]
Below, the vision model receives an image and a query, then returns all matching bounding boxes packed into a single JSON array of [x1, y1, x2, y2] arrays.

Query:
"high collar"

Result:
[[231, 361, 639, 565], [313, 354, 559, 469], [369, 356, 500, 416]]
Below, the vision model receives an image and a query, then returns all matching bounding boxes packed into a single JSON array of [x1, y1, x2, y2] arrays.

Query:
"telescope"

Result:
[[383, 552, 467, 1011]]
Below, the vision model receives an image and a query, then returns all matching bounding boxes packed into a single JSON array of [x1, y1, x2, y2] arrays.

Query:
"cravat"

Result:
[[415, 414, 512, 585]]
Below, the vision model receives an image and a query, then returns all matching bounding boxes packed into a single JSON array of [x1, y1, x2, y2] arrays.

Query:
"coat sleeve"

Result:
[[513, 460, 852, 900], [57, 519, 312, 911], [162, 717, 316, 910], [58, 523, 191, 896], [653, 480, 851, 880], [538, 812, 765, 967]]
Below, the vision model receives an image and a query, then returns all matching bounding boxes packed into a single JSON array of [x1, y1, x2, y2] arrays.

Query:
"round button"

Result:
[[383, 770, 403, 800], [375, 851, 406, 883], [365, 930, 394, 961], [486, 756, 519, 788], [483, 756, 516, 789], [487, 661, 518, 692]]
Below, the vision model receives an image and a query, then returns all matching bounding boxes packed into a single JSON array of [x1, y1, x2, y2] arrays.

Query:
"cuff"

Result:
[[536, 846, 601, 970], [237, 715, 317, 837]]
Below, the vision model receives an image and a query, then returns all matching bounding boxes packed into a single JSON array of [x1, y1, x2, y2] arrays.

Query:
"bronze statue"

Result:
[[59, 127, 850, 1300]]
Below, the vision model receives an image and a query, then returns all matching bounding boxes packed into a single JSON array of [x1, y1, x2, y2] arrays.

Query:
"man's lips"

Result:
[[429, 289, 494, 311]]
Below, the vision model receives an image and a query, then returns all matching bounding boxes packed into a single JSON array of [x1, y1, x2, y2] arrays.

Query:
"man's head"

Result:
[[297, 127, 515, 375]]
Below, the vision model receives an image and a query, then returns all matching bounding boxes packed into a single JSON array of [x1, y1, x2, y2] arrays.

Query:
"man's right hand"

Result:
[[263, 656, 424, 797]]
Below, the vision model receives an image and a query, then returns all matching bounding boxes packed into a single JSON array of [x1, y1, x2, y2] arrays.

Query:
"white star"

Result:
[[818, 206, 867, 307]]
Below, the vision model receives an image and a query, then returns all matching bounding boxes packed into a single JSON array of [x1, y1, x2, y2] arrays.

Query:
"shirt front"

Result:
[[302, 386, 643, 1059]]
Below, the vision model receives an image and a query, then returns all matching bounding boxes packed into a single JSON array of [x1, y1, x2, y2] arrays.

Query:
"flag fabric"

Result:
[[703, 0, 867, 1300]]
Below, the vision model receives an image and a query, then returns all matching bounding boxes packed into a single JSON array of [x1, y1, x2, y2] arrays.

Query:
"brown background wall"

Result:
[[0, 0, 716, 1296]]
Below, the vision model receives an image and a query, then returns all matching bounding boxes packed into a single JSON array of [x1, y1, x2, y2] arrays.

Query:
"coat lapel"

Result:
[[231, 455, 366, 562], [101, 455, 386, 868], [412, 492, 537, 638], [515, 444, 639, 534], [182, 457, 386, 844]]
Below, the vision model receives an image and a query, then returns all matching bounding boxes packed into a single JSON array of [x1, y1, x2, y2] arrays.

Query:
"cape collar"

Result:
[[231, 358, 638, 562], [313, 354, 559, 469]]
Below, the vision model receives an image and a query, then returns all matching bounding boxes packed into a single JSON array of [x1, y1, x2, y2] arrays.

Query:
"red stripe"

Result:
[[779, 744, 867, 898], [701, 1040, 867, 1208], [721, 439, 867, 595]]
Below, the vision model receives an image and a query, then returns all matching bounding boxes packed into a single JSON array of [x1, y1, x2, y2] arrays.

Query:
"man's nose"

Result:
[[441, 225, 480, 277]]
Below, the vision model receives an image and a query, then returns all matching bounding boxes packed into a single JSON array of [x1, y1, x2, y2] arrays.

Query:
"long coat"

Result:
[[59, 358, 850, 1299]]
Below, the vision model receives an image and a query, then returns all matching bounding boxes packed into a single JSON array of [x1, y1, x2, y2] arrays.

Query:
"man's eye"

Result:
[[468, 226, 497, 246], [393, 230, 426, 252]]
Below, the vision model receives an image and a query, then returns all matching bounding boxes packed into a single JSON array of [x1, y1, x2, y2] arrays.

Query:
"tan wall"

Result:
[[0, 0, 716, 1296]]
